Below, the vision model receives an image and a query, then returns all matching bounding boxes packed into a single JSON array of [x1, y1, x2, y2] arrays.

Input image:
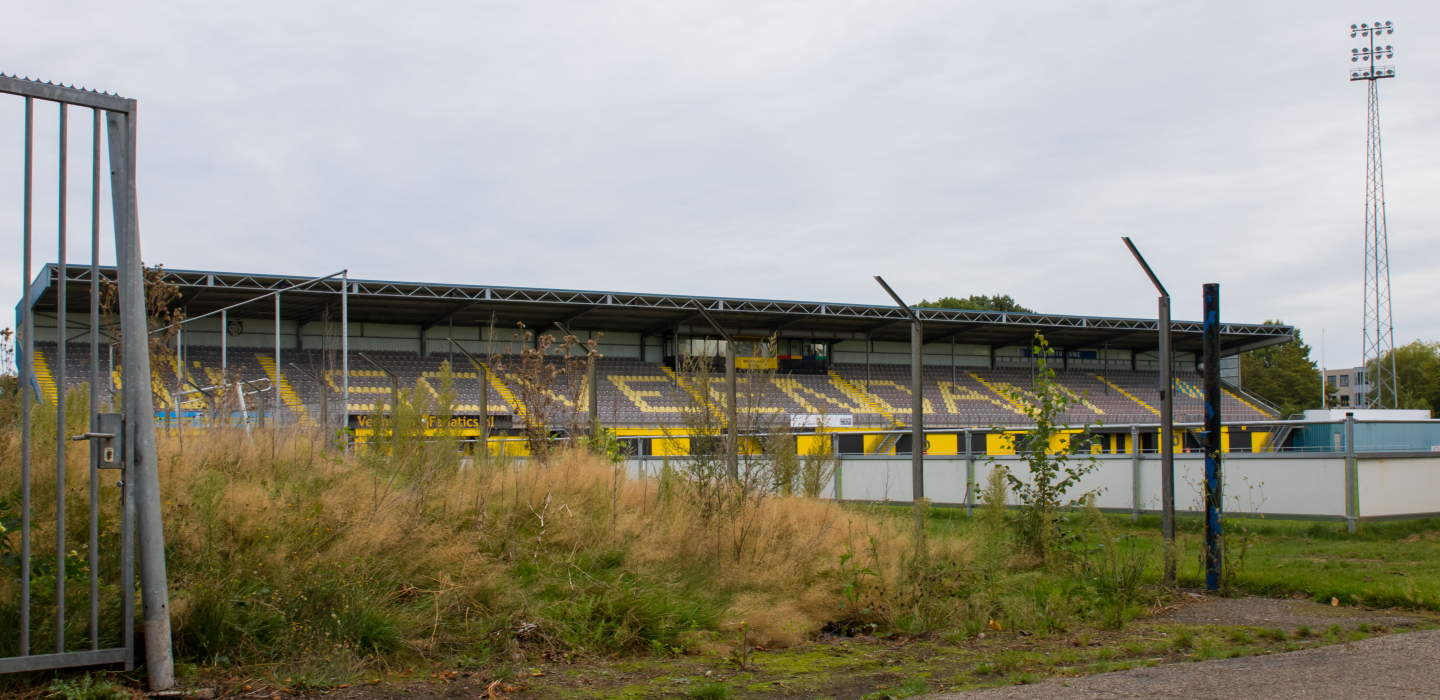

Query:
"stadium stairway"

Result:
[[31, 351, 57, 405], [481, 361, 524, 420], [256, 355, 312, 424], [970, 372, 1027, 414], [827, 370, 900, 426]]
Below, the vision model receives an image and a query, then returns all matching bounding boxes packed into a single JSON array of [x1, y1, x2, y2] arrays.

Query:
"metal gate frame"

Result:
[[1, 74, 174, 690]]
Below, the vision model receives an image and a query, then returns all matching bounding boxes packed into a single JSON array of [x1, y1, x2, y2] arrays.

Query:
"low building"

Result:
[[1325, 366, 1370, 408]]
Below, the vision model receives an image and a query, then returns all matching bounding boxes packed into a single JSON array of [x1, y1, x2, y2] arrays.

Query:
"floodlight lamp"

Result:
[[1352, 23, 1358, 29]]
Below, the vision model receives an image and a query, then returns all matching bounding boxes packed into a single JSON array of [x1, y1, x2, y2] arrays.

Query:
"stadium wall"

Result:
[[626, 452, 1440, 522]]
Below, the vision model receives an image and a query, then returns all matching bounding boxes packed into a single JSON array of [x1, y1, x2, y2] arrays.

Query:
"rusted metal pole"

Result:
[[1203, 283, 1222, 591]]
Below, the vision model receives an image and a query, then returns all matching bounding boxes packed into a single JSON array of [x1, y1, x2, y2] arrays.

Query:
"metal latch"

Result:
[[72, 412, 124, 469]]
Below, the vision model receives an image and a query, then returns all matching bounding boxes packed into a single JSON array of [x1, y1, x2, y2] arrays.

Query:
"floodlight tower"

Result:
[[1351, 21, 1397, 408]]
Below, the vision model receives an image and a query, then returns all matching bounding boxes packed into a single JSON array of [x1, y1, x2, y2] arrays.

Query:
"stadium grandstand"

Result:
[[21, 264, 1294, 454]]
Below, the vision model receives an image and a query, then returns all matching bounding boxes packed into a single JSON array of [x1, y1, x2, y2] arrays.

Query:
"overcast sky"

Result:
[[2, 1, 1437, 366]]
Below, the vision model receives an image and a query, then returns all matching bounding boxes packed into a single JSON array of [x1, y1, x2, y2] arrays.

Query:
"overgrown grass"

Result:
[[1170, 515, 1440, 610], [880, 505, 1440, 612], [7, 387, 1438, 690], [6, 419, 1169, 685]]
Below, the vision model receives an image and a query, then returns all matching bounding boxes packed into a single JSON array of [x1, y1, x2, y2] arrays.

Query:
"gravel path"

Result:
[[927, 629, 1440, 700], [1158, 595, 1419, 630]]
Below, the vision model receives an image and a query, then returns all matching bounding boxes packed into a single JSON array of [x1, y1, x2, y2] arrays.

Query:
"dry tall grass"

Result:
[[3, 395, 949, 680], [3, 382, 1154, 685]]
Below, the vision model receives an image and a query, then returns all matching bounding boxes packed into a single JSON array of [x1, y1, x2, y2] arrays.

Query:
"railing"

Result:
[[1222, 380, 1285, 417]]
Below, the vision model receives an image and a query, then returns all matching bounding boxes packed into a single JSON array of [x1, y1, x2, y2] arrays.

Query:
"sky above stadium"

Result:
[[1, 1, 1438, 367]]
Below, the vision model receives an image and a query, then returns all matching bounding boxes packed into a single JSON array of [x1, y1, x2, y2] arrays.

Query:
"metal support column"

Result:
[[588, 355, 599, 439], [55, 103, 69, 652], [1130, 424, 1140, 522], [106, 107, 175, 689], [20, 95, 33, 658], [88, 106, 101, 650], [875, 276, 923, 504], [220, 309, 227, 371], [342, 273, 349, 444], [1345, 412, 1357, 533], [1202, 283, 1223, 591], [274, 292, 281, 425], [1124, 237, 1175, 586], [910, 321, 924, 498], [1159, 295, 1175, 584], [964, 428, 974, 517], [725, 338, 737, 479]]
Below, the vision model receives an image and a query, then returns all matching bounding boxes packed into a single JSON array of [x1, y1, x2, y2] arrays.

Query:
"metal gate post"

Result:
[[55, 102, 69, 653], [19, 94, 33, 659], [1130, 424, 1140, 522], [89, 106, 102, 651], [106, 107, 176, 690]]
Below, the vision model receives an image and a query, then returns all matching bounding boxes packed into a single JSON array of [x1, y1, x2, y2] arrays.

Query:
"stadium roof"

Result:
[[26, 264, 1294, 355]]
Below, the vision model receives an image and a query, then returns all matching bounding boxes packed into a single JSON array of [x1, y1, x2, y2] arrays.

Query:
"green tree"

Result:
[[917, 295, 1033, 313], [992, 334, 1098, 564], [1239, 321, 1328, 418], [1366, 341, 1440, 414]]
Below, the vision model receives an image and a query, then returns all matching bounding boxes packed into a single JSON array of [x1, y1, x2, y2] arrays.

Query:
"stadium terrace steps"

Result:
[[827, 370, 899, 426], [26, 343, 1278, 425], [31, 350, 57, 405], [969, 372, 1027, 415], [480, 361, 523, 419], [256, 355, 312, 425]]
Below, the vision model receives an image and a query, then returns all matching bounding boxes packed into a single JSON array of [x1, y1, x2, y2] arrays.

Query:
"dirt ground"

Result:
[[151, 595, 1440, 700], [1157, 593, 1420, 630], [928, 628, 1440, 699]]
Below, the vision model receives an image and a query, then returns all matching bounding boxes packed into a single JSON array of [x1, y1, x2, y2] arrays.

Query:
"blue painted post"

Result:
[[1202, 283, 1223, 591]]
